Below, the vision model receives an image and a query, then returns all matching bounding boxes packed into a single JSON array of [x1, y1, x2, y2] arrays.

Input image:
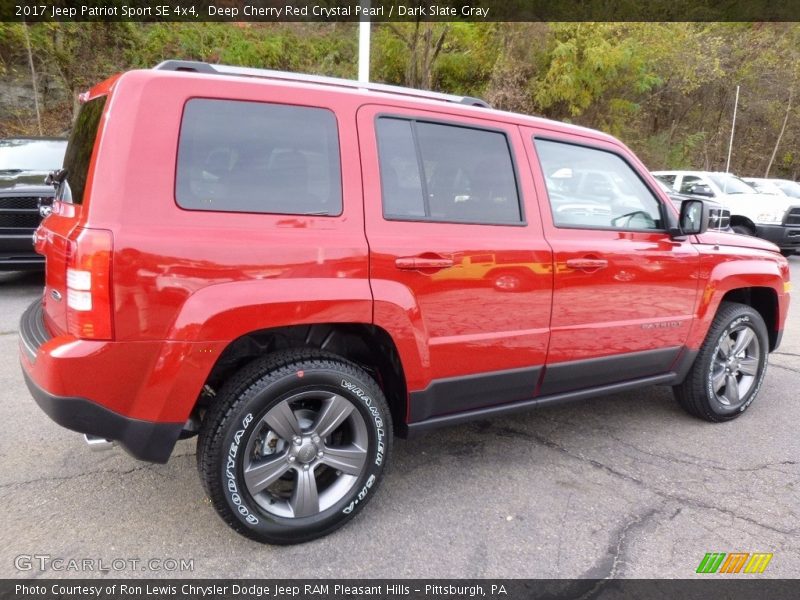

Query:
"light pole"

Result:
[[725, 85, 740, 174], [358, 1, 371, 83]]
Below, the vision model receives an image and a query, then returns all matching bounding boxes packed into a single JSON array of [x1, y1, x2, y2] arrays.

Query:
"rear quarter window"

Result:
[[176, 99, 342, 216], [59, 96, 107, 205]]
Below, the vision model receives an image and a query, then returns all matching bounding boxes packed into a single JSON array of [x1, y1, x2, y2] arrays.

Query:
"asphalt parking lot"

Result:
[[1, 260, 798, 579]]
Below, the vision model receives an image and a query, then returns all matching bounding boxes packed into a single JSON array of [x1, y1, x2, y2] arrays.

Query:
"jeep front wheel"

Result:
[[197, 350, 392, 544], [673, 302, 769, 422]]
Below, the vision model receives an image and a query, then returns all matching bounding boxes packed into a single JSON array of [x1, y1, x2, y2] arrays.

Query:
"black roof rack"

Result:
[[154, 60, 492, 108]]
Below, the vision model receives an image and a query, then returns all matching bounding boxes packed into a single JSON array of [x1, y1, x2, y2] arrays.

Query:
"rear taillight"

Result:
[[65, 227, 113, 340]]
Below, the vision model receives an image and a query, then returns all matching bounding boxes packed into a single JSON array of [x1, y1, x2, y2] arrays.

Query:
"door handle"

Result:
[[395, 256, 454, 270], [566, 257, 608, 271]]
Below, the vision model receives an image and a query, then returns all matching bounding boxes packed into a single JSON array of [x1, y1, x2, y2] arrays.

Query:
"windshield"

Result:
[[0, 139, 67, 171], [708, 174, 755, 194], [774, 180, 800, 199]]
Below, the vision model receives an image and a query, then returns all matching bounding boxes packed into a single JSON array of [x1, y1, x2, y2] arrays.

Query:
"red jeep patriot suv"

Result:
[[19, 61, 791, 544]]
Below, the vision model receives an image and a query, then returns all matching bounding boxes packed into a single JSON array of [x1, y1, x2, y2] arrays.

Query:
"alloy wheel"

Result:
[[710, 324, 761, 409], [242, 391, 368, 518]]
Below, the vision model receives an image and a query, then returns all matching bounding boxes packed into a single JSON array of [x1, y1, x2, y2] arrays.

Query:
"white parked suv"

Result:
[[653, 171, 800, 256]]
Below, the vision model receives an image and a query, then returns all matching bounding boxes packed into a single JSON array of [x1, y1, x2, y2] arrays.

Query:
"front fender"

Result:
[[686, 250, 789, 350]]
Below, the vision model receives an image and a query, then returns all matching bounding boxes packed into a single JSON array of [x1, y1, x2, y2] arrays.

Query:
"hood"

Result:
[[668, 192, 724, 208], [695, 230, 780, 253], [0, 170, 52, 194]]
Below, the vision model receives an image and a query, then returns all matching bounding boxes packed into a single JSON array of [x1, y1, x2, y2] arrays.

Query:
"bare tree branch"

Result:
[[22, 22, 43, 135], [765, 87, 794, 177]]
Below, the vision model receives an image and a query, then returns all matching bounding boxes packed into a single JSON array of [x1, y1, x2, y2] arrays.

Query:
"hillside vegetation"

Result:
[[0, 21, 798, 178]]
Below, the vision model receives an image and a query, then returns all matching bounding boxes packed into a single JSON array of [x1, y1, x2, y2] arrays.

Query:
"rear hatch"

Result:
[[37, 96, 108, 337]]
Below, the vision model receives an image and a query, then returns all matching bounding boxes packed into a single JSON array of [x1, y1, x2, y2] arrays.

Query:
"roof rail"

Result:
[[153, 60, 492, 108]]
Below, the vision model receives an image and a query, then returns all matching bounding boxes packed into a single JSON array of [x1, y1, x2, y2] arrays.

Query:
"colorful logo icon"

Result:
[[696, 552, 773, 574]]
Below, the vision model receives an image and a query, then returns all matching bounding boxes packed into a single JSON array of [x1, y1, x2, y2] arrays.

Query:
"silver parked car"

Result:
[[743, 177, 800, 200]]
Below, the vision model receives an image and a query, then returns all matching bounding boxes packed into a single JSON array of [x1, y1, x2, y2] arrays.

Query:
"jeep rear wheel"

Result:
[[197, 350, 392, 544], [673, 302, 769, 422]]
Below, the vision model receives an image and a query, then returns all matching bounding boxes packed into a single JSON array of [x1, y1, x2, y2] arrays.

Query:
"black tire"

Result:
[[673, 302, 769, 422], [731, 224, 755, 236], [197, 349, 392, 544]]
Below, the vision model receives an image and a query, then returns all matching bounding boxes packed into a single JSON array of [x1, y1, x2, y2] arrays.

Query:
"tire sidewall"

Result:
[[705, 312, 768, 416], [218, 365, 388, 543]]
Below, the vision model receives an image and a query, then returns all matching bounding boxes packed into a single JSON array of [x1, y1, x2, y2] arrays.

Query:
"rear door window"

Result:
[[176, 99, 342, 216], [375, 117, 523, 225]]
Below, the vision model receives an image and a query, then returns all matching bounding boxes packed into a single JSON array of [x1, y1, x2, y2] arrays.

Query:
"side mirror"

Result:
[[688, 184, 714, 198], [679, 199, 709, 235]]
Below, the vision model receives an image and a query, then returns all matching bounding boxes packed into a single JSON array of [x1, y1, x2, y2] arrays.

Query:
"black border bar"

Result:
[[5, 0, 800, 22], [3, 579, 800, 600]]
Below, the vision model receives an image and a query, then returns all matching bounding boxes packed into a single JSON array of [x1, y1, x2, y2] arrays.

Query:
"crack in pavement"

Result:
[[572, 503, 673, 598], [606, 505, 665, 579], [771, 362, 800, 375], [0, 452, 196, 491], [603, 431, 797, 474], [0, 465, 153, 491], [488, 424, 798, 536]]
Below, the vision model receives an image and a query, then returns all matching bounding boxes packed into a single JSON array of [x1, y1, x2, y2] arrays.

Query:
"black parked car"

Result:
[[0, 138, 67, 271]]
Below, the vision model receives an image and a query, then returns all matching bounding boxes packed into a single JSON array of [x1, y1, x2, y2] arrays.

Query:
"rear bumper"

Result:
[[19, 299, 187, 463], [754, 224, 800, 251], [22, 369, 183, 463]]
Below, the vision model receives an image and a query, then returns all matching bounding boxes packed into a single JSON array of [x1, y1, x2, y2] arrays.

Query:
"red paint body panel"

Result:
[[520, 128, 701, 363], [357, 104, 553, 397], [21, 67, 791, 433], [20, 335, 226, 422], [685, 245, 790, 350]]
